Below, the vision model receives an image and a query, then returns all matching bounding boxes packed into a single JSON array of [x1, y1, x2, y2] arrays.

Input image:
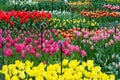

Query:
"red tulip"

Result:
[[10, 22, 14, 26]]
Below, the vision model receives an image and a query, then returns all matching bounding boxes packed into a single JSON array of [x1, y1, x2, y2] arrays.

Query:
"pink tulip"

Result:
[[64, 41, 69, 46], [32, 47, 37, 51], [80, 50, 86, 57], [49, 38, 54, 44], [36, 53, 40, 58], [15, 44, 25, 53], [77, 32, 82, 37], [30, 34, 35, 38], [114, 35, 119, 41], [49, 47, 55, 53], [52, 29, 56, 32], [84, 34, 88, 38], [74, 46, 80, 52], [3, 48, 13, 57], [10, 40, 16, 46], [25, 46, 30, 53], [42, 48, 46, 53], [69, 46, 74, 51], [25, 38, 33, 44], [45, 44, 50, 48], [16, 37, 21, 42], [110, 39, 114, 45], [64, 49, 71, 56], [15, 46, 22, 53], [6, 43, 11, 48], [38, 45, 42, 49], [30, 49, 36, 55], [5, 34, 12, 42], [20, 50, 25, 59], [82, 39, 86, 43], [44, 48, 49, 53], [45, 40, 48, 43], [54, 46, 59, 52], [42, 38, 45, 42]]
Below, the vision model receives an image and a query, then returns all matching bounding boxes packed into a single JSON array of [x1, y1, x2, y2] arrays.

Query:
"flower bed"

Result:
[[0, 59, 115, 80]]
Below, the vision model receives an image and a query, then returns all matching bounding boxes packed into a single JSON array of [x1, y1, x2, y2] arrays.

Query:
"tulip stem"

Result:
[[41, 25, 43, 53]]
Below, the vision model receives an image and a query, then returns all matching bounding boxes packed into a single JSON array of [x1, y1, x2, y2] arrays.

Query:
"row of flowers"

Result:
[[68, 1, 91, 6], [0, 10, 51, 27], [0, 59, 115, 80], [102, 4, 120, 10], [49, 18, 99, 29], [58, 26, 120, 48], [0, 10, 119, 30], [1, 24, 120, 60], [105, 0, 120, 3], [80, 10, 120, 18], [0, 27, 86, 59]]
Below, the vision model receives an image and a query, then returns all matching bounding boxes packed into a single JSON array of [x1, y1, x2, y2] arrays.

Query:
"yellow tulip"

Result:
[[11, 76, 19, 80], [62, 59, 68, 66]]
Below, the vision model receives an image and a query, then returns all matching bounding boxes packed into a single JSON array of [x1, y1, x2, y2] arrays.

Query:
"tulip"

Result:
[[90, 46, 94, 50], [64, 49, 71, 56], [25, 46, 30, 53], [109, 39, 114, 45], [82, 39, 86, 43], [38, 45, 42, 49], [54, 46, 59, 52], [105, 43, 108, 48], [20, 50, 25, 59], [10, 22, 14, 26], [73, 46, 80, 52], [36, 53, 40, 58], [49, 47, 55, 53], [30, 49, 36, 55], [44, 48, 49, 53], [80, 50, 86, 57], [3, 48, 13, 57], [10, 40, 16, 46], [6, 43, 11, 48]]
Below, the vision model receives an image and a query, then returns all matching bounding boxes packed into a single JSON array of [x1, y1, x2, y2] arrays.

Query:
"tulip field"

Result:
[[0, 0, 120, 80]]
